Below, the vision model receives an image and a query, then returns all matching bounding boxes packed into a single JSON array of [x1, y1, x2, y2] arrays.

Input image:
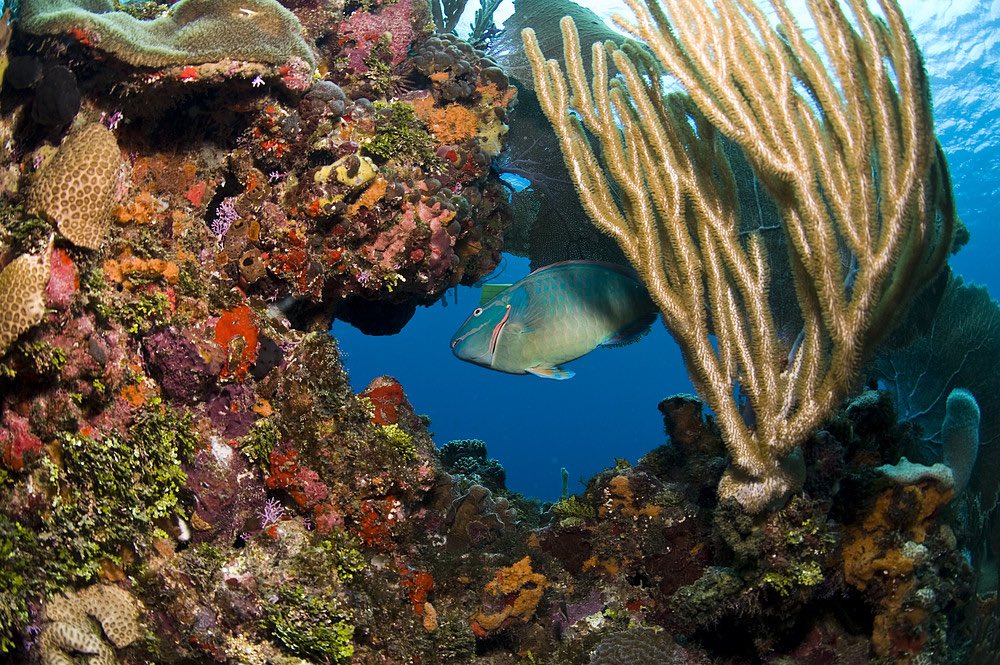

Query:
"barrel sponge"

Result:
[[27, 123, 122, 250], [942, 387, 981, 495], [0, 246, 50, 357], [18, 0, 317, 68]]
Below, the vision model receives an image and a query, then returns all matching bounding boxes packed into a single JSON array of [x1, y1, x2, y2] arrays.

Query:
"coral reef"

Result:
[[439, 438, 506, 492], [526, 391, 976, 664], [590, 628, 703, 665], [0, 0, 519, 657], [0, 243, 50, 355]]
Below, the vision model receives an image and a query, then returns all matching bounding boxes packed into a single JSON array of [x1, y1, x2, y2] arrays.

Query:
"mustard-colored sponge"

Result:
[[19, 0, 316, 68], [28, 123, 123, 250], [0, 245, 50, 357]]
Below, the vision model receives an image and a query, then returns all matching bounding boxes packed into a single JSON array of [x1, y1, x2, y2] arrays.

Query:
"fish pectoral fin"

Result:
[[502, 320, 534, 336], [526, 365, 575, 380], [600, 311, 658, 347], [505, 287, 540, 334]]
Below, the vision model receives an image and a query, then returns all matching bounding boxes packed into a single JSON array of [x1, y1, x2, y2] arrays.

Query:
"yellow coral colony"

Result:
[[0, 243, 51, 356], [522, 0, 955, 512], [28, 123, 124, 250]]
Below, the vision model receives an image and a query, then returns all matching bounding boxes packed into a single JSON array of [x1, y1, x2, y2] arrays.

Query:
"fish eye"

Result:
[[473, 307, 483, 316]]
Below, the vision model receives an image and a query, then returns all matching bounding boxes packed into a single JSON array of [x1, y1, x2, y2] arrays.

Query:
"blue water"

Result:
[[333, 259, 688, 500], [335, 1, 1000, 501]]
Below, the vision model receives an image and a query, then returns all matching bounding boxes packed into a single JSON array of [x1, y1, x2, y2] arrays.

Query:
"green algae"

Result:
[[116, 290, 173, 334], [0, 404, 197, 650], [263, 586, 355, 662], [0, 340, 68, 380], [379, 422, 417, 461], [363, 101, 441, 167], [242, 417, 280, 470]]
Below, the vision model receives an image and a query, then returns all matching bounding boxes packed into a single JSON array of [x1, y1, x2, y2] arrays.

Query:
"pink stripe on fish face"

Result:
[[488, 305, 512, 358], [451, 307, 489, 350]]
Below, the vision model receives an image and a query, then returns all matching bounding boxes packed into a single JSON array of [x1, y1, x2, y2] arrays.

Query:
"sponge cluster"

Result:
[[28, 123, 123, 250]]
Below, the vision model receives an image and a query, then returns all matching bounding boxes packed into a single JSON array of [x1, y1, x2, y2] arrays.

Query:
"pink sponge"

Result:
[[0, 412, 43, 472], [338, 0, 417, 72]]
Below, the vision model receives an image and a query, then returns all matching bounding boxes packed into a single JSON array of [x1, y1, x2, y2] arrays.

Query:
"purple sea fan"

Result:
[[552, 588, 605, 636], [212, 197, 240, 237], [258, 496, 285, 529]]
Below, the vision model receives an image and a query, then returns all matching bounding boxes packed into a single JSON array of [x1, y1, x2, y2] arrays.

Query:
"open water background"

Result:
[[335, 0, 1000, 501]]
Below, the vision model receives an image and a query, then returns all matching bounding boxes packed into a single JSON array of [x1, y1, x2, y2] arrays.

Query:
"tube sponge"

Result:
[[18, 0, 316, 68], [942, 388, 981, 495]]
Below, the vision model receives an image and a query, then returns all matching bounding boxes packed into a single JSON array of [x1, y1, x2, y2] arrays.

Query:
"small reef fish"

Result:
[[450, 260, 659, 379]]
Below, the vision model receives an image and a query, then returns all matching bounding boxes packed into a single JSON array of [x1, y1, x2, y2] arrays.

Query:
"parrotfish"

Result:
[[450, 260, 658, 379]]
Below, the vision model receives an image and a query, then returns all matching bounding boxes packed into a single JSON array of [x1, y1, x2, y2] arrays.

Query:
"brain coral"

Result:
[[18, 0, 316, 68], [40, 583, 143, 665], [28, 123, 123, 250], [0, 245, 50, 356], [590, 628, 692, 665]]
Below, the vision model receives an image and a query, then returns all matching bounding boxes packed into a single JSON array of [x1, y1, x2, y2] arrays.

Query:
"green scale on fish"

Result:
[[450, 260, 659, 379]]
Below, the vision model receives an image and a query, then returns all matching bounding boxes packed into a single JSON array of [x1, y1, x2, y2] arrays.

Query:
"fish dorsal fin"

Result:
[[479, 283, 511, 305], [479, 261, 620, 308], [526, 365, 575, 380], [526, 259, 640, 281], [527, 260, 630, 274], [600, 311, 658, 347]]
